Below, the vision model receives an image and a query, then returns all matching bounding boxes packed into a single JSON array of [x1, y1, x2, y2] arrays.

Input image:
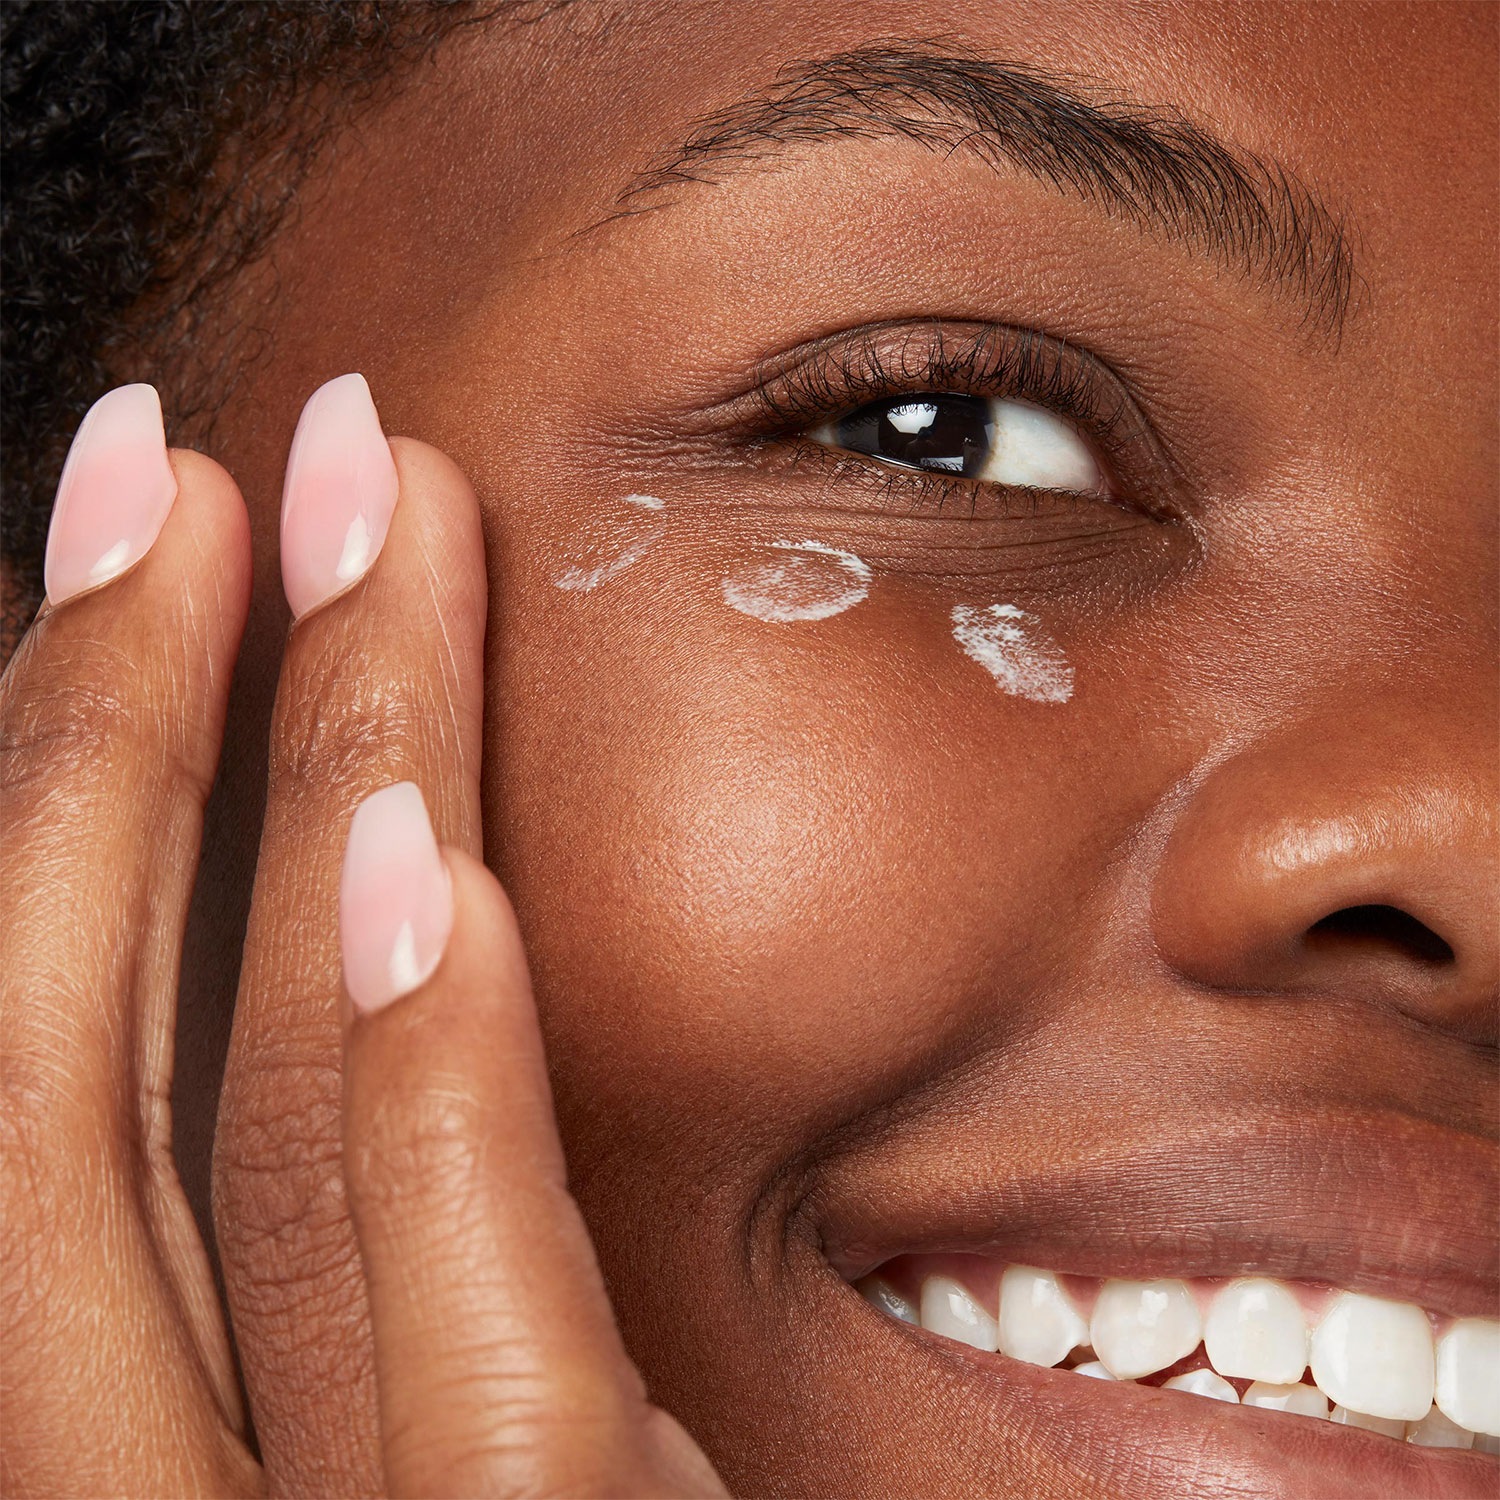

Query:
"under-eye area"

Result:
[[553, 493, 667, 592], [721, 539, 871, 622], [854, 1257, 1500, 1454], [950, 602, 1074, 702]]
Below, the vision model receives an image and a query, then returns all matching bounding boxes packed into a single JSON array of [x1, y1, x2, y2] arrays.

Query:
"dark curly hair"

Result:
[[0, 0, 508, 654]]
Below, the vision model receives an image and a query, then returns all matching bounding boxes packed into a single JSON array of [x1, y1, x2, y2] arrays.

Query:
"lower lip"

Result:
[[856, 1295, 1497, 1499]]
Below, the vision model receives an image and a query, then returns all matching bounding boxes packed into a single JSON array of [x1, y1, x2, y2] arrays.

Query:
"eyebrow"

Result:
[[598, 41, 1358, 337]]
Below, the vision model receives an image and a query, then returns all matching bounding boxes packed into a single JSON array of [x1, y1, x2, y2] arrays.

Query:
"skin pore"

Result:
[[13, 2, 1495, 1497]]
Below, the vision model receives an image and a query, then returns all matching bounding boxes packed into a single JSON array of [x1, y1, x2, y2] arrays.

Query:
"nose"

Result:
[[1150, 706, 1498, 1042]]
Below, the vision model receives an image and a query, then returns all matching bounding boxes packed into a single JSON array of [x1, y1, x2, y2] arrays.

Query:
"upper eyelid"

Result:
[[752, 322, 1131, 439]]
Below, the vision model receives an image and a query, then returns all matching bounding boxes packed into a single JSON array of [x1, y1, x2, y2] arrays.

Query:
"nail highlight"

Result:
[[339, 782, 453, 1013], [280, 373, 399, 619], [43, 384, 178, 604]]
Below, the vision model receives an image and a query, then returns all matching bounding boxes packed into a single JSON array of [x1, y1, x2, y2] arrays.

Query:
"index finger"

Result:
[[0, 386, 255, 1494]]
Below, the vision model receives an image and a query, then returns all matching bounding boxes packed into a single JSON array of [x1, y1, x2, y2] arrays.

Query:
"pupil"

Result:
[[833, 394, 993, 477]]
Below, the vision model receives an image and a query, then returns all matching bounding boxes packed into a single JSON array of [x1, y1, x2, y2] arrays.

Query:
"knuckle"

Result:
[[351, 1080, 488, 1220], [0, 630, 211, 818], [268, 636, 435, 808], [2, 641, 134, 793], [212, 1065, 363, 1313], [214, 1065, 342, 1220]]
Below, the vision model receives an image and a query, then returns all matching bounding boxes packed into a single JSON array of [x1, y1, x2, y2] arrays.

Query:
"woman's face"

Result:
[[194, 3, 1496, 1495]]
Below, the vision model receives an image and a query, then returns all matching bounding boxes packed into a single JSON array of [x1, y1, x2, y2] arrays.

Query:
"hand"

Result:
[[1, 379, 727, 1497]]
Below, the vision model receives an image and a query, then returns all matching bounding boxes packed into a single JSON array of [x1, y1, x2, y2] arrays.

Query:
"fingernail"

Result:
[[43, 384, 178, 604], [340, 782, 453, 1012], [280, 373, 399, 619]]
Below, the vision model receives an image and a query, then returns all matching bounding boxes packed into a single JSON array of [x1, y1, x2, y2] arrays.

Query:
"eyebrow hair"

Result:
[[599, 40, 1358, 337]]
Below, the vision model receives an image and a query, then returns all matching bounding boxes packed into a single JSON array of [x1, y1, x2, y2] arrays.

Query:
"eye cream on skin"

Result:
[[951, 602, 1074, 703], [553, 495, 666, 591], [555, 529, 661, 591], [722, 539, 871, 623]]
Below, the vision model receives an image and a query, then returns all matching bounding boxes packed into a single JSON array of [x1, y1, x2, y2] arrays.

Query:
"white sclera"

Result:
[[811, 397, 1103, 494], [978, 400, 1103, 493]]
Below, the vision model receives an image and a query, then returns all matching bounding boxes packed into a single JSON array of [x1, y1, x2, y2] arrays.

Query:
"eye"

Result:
[[809, 394, 1106, 495]]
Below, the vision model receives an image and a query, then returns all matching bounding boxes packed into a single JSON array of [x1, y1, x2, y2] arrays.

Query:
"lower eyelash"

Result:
[[772, 433, 1108, 522]]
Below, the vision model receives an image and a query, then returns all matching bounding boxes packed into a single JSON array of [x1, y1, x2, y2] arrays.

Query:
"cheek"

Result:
[[482, 540, 1154, 1157]]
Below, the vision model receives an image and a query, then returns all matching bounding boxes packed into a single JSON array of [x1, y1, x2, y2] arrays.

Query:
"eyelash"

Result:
[[735, 322, 1176, 520]]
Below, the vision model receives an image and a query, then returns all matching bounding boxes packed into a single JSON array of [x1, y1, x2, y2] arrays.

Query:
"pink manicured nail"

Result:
[[43, 384, 178, 604], [340, 782, 453, 1012], [280, 373, 399, 619]]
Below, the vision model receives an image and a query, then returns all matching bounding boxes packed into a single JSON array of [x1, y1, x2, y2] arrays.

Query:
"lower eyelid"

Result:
[[694, 469, 1192, 598], [777, 436, 1121, 525]]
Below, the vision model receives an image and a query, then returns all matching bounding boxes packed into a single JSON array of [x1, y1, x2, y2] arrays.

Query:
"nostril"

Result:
[[1306, 905, 1455, 966]]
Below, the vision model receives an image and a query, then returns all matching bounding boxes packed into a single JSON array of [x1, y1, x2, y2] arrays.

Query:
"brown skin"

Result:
[[2, 2, 1496, 1497], [0, 437, 724, 1498]]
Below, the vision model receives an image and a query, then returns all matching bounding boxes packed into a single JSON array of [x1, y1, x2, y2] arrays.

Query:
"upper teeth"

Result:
[[1310, 1292, 1434, 1421], [1090, 1276, 1202, 1380], [860, 1263, 1500, 1451], [997, 1264, 1088, 1368], [1204, 1276, 1306, 1384]]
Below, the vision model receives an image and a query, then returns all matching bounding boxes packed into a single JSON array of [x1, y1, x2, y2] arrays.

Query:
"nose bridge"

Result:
[[1149, 702, 1498, 1037]]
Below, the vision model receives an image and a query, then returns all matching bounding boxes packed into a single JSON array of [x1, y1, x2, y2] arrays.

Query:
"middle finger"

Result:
[[213, 375, 488, 1496]]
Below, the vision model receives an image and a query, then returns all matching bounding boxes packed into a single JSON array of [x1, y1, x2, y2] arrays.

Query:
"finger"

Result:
[[0, 385, 256, 1494], [340, 789, 726, 1499], [214, 375, 488, 1495]]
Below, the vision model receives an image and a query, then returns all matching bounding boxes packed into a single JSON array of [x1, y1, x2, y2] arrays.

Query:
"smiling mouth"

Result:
[[811, 1108, 1498, 1494], [854, 1254, 1498, 1455]]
